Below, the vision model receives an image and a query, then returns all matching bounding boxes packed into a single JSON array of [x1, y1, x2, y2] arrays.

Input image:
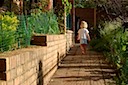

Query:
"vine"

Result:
[[62, 0, 72, 15]]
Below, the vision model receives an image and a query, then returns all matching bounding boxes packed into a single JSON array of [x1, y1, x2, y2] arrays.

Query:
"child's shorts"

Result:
[[80, 39, 87, 44]]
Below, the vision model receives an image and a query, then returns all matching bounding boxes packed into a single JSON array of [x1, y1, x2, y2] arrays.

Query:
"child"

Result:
[[77, 21, 91, 54]]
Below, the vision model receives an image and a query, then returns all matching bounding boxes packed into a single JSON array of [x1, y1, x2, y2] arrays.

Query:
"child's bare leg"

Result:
[[83, 44, 87, 54], [80, 44, 85, 54]]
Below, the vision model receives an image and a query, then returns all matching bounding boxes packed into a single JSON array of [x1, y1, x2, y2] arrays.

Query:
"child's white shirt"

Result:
[[78, 28, 89, 39]]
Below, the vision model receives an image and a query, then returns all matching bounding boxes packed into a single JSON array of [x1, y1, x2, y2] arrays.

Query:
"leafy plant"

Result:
[[27, 10, 60, 34], [16, 14, 33, 48], [62, 0, 72, 15], [54, 0, 72, 33], [90, 20, 128, 85], [75, 0, 96, 8], [0, 12, 19, 52]]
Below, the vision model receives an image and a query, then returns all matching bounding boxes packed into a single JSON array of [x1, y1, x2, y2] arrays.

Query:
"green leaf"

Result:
[[122, 45, 126, 51]]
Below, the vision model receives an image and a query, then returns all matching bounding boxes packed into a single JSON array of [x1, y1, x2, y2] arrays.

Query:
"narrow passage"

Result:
[[48, 44, 116, 85]]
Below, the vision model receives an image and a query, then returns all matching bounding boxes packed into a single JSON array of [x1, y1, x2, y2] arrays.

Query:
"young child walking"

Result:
[[77, 21, 91, 54]]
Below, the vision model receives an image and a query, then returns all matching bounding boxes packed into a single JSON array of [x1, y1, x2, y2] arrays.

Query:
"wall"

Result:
[[0, 31, 73, 85]]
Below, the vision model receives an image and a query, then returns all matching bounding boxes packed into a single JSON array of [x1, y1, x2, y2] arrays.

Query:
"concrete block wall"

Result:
[[0, 31, 73, 85]]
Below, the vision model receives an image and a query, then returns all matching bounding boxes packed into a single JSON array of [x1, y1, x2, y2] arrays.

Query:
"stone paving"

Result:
[[48, 44, 116, 85]]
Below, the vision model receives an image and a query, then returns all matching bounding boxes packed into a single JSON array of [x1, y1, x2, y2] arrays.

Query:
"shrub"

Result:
[[27, 10, 60, 34], [0, 12, 19, 52], [90, 20, 128, 85]]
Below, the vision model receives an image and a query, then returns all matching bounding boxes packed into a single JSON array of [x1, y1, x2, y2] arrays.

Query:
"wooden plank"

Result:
[[0, 59, 6, 72], [0, 73, 6, 80], [30, 35, 47, 46]]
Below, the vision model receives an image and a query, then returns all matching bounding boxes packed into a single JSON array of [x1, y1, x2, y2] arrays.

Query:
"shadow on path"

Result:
[[48, 44, 116, 85]]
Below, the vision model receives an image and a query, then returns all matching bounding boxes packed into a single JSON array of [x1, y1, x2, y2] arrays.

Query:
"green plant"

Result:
[[54, 3, 65, 33], [16, 14, 33, 48], [54, 0, 72, 33], [27, 10, 60, 34], [62, 0, 72, 15], [90, 20, 128, 85], [89, 38, 110, 52], [0, 12, 19, 52], [75, 0, 96, 8]]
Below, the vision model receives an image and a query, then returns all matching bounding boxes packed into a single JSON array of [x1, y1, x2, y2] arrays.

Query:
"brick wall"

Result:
[[0, 31, 73, 85]]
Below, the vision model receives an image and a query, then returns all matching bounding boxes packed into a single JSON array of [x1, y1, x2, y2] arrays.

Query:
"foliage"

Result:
[[54, 2, 64, 33], [100, 20, 121, 36], [89, 20, 128, 85], [38, 0, 49, 10], [23, 0, 61, 34], [16, 15, 33, 48], [0, 2, 61, 52], [62, 0, 72, 15], [95, 0, 128, 21], [0, 12, 19, 52], [54, 0, 72, 33], [75, 0, 96, 8], [29, 0, 49, 13], [89, 38, 110, 52], [27, 10, 60, 34]]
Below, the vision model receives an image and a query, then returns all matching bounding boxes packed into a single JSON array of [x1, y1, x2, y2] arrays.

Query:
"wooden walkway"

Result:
[[48, 44, 116, 85]]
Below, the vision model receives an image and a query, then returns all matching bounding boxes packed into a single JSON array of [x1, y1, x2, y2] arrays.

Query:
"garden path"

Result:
[[48, 44, 116, 85]]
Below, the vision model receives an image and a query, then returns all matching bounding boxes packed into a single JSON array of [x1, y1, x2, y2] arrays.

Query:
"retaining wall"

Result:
[[0, 30, 73, 85]]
